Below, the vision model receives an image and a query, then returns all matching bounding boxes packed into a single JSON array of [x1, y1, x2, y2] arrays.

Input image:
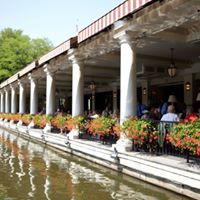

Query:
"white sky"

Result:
[[0, 0, 124, 46]]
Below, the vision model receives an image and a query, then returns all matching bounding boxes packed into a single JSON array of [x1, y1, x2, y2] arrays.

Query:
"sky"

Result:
[[0, 0, 124, 46]]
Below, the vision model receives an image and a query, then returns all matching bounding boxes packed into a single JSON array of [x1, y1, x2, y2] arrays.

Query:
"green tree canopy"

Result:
[[0, 28, 53, 82]]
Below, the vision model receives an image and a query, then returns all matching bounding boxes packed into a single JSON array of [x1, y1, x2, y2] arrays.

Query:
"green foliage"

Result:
[[21, 114, 32, 125], [33, 114, 43, 128], [30, 38, 53, 59], [170, 119, 200, 155], [33, 114, 52, 128], [0, 28, 53, 82], [121, 118, 158, 152], [46, 115, 53, 123], [0, 68, 10, 81], [87, 116, 117, 136], [65, 115, 86, 131], [55, 114, 67, 129]]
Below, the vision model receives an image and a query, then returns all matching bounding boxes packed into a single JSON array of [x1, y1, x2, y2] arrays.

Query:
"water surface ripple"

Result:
[[0, 129, 191, 200]]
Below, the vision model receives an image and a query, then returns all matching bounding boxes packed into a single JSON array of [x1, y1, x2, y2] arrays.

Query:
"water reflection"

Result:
[[28, 155, 36, 198], [0, 129, 191, 200]]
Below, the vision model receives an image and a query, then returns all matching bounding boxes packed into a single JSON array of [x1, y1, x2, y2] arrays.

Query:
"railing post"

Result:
[[186, 149, 190, 163]]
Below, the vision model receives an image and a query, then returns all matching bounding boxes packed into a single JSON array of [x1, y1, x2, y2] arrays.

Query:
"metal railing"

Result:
[[157, 121, 199, 164]]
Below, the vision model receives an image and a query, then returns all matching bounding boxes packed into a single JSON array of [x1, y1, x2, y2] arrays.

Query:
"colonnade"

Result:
[[0, 32, 138, 124]]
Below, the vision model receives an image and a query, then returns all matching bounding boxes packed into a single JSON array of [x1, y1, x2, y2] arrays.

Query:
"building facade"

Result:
[[0, 0, 200, 123]]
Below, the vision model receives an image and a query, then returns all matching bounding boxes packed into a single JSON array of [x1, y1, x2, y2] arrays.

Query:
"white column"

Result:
[[44, 66, 55, 115], [29, 75, 38, 114], [5, 88, 11, 113], [10, 85, 17, 113], [1, 91, 5, 113], [112, 32, 136, 152], [72, 59, 84, 116], [119, 34, 137, 123], [19, 81, 26, 114], [113, 88, 118, 115]]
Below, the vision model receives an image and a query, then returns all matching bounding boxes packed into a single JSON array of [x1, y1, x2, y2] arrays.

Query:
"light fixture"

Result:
[[196, 92, 200, 101], [185, 82, 191, 91], [168, 48, 176, 78], [143, 87, 146, 95], [168, 95, 176, 103]]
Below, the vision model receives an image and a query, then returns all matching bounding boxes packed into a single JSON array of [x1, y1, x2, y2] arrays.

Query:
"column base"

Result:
[[43, 123, 52, 133], [112, 138, 133, 152], [68, 128, 79, 140], [28, 120, 35, 129], [0, 118, 3, 126], [17, 120, 23, 126]]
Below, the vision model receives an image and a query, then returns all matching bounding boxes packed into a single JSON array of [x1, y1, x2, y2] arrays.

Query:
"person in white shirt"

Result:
[[161, 105, 179, 122]]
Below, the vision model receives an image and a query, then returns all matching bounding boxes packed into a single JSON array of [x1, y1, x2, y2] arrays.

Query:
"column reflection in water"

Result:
[[3, 133, 11, 164], [67, 160, 142, 199], [27, 141, 46, 199], [28, 155, 36, 198], [8, 133, 22, 183], [10, 133, 32, 195], [8, 141, 15, 177], [44, 159, 51, 200], [16, 152, 25, 182], [0, 129, 191, 200], [27, 141, 47, 199]]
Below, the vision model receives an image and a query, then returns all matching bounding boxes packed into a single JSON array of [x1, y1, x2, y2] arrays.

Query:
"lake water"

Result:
[[0, 128, 191, 200]]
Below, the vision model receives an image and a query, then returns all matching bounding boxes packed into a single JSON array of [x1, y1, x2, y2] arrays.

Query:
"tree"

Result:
[[0, 28, 53, 82], [30, 38, 53, 59]]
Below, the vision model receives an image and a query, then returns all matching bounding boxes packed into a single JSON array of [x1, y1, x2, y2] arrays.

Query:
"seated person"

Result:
[[161, 105, 179, 122], [55, 108, 62, 115], [141, 110, 150, 120], [137, 102, 147, 118], [160, 101, 168, 116], [149, 107, 160, 120]]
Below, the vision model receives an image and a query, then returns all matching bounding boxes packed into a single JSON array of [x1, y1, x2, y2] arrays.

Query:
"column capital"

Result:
[[68, 49, 84, 65], [18, 76, 28, 86], [43, 64, 55, 76], [10, 83, 18, 90], [18, 79, 26, 88], [28, 73, 38, 83], [4, 86, 10, 92], [114, 31, 138, 46]]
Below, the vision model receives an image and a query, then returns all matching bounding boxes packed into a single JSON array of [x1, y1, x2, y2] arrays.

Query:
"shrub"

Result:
[[170, 118, 200, 156], [65, 115, 86, 131], [87, 116, 117, 136]]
